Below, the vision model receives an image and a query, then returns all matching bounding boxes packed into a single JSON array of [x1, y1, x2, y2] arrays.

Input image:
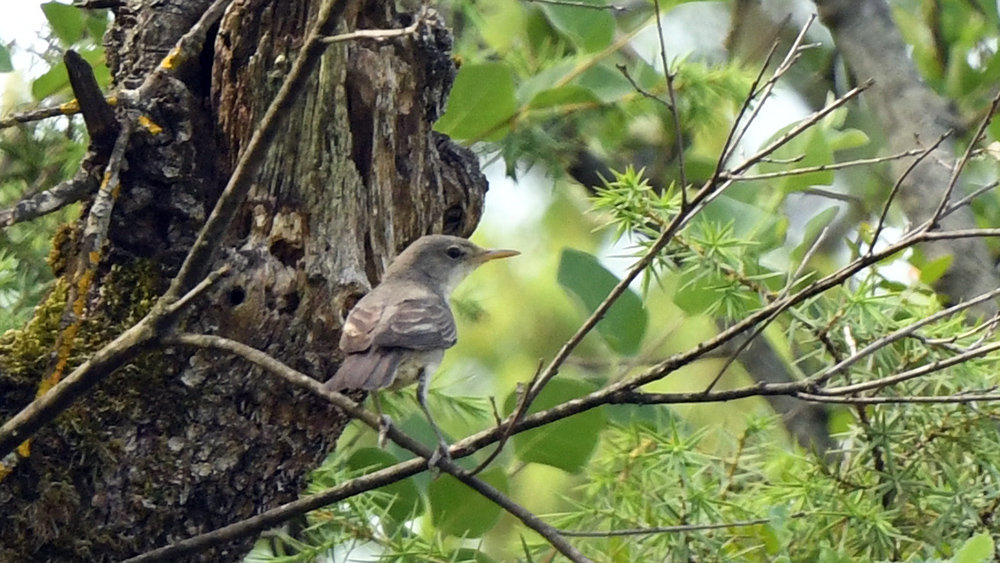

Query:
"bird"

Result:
[[324, 234, 519, 462]]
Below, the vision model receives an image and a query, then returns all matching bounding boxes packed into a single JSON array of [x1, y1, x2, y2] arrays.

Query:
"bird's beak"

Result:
[[476, 248, 520, 263]]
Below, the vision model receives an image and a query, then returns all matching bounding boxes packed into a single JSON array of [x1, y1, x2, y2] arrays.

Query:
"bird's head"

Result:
[[384, 235, 519, 296]]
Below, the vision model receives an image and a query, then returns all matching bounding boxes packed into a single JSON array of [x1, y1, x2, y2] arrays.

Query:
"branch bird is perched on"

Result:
[[324, 235, 519, 462]]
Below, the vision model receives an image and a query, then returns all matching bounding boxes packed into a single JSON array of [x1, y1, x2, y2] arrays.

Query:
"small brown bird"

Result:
[[324, 235, 519, 459]]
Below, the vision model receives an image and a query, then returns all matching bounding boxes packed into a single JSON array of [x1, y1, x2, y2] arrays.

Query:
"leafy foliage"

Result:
[[5, 1, 1000, 562], [1, 3, 108, 332], [297, 0, 1000, 561], [0, 125, 83, 332]]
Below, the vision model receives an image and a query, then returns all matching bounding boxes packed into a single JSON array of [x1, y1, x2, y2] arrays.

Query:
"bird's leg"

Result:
[[417, 370, 450, 468], [371, 391, 392, 449]]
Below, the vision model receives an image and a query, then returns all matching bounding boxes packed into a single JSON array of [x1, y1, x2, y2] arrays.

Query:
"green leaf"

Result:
[[557, 248, 648, 355], [828, 128, 870, 151], [505, 378, 606, 472], [538, 0, 614, 53], [452, 548, 498, 563], [917, 254, 953, 285], [953, 533, 994, 563], [345, 448, 422, 522], [41, 2, 85, 45], [428, 467, 507, 537], [518, 61, 576, 104], [84, 10, 110, 42], [575, 62, 637, 103], [436, 62, 518, 142], [528, 84, 601, 110], [32, 62, 70, 100], [791, 206, 839, 263], [0, 44, 12, 73]]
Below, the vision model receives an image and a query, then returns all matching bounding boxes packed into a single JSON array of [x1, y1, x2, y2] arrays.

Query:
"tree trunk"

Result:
[[0, 0, 486, 561], [816, 0, 1000, 317]]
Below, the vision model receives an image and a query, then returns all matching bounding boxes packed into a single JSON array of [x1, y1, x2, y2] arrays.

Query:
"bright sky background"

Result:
[[0, 3, 49, 103]]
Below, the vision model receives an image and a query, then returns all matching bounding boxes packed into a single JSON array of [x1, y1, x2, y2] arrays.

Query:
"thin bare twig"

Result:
[[868, 131, 952, 256], [725, 80, 873, 180], [722, 148, 929, 182], [920, 227, 1000, 240], [929, 89, 1000, 225], [523, 0, 626, 11], [681, 80, 874, 238], [714, 41, 780, 176], [795, 391, 1000, 404], [616, 64, 670, 108], [718, 15, 818, 169], [701, 294, 787, 394], [758, 154, 805, 164], [651, 0, 687, 201], [779, 226, 829, 300], [802, 285, 1000, 388], [913, 312, 1000, 351], [319, 20, 420, 44], [802, 187, 862, 204], [81, 120, 134, 263], [819, 340, 1000, 397], [941, 180, 999, 219], [161, 266, 232, 316], [560, 512, 806, 537], [470, 360, 545, 476]]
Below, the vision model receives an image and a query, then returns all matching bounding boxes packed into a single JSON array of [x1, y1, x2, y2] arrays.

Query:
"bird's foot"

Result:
[[427, 441, 452, 476], [377, 414, 393, 449]]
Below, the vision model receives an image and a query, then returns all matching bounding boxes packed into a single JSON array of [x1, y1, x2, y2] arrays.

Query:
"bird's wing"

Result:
[[339, 299, 384, 353], [372, 297, 457, 350], [324, 348, 405, 391]]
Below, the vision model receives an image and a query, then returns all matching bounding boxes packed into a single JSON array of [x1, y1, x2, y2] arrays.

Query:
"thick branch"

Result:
[[0, 101, 82, 131], [64, 50, 119, 149], [0, 168, 98, 227]]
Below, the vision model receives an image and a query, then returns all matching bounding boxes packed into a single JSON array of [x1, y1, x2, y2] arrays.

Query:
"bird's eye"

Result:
[[446, 246, 464, 259]]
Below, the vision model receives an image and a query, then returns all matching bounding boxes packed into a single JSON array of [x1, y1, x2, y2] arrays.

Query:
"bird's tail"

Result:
[[324, 349, 403, 391]]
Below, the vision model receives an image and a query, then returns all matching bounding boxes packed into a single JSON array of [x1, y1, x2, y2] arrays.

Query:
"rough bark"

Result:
[[0, 0, 486, 561]]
